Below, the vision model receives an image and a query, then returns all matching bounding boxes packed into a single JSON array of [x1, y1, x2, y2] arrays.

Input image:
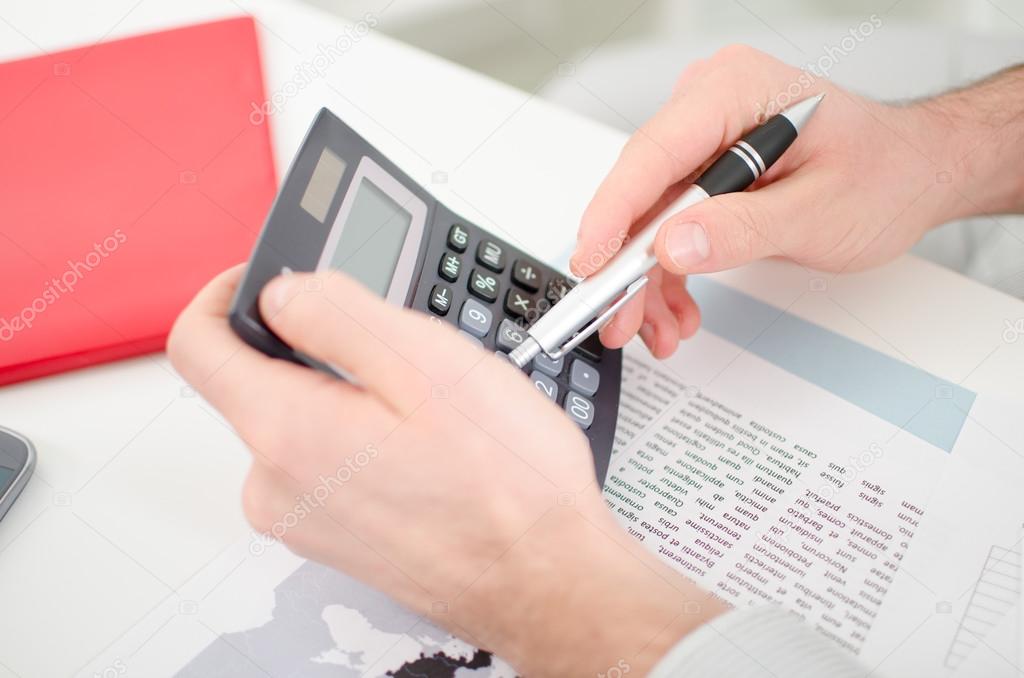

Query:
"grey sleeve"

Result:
[[648, 605, 867, 678]]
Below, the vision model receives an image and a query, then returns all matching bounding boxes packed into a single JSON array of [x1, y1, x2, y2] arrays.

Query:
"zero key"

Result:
[[564, 391, 595, 429]]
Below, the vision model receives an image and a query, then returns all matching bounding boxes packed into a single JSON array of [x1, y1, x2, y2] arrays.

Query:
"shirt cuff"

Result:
[[648, 605, 866, 678]]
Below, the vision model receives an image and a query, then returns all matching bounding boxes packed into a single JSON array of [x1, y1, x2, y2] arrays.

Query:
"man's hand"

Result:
[[168, 267, 724, 676], [573, 46, 1022, 357]]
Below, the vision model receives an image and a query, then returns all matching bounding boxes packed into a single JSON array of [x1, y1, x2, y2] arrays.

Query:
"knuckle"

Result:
[[674, 58, 708, 88], [712, 43, 761, 65], [244, 409, 293, 466]]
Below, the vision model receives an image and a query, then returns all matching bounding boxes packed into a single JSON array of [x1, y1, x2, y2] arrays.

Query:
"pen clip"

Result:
[[546, 276, 649, 360]]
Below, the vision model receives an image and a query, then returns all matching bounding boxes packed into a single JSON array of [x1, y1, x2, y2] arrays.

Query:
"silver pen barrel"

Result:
[[507, 185, 709, 368]]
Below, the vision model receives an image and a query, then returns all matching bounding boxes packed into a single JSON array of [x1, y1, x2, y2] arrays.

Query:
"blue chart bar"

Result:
[[688, 277, 975, 453]]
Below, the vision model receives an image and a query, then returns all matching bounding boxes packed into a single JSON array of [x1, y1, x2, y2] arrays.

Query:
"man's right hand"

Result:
[[572, 46, 1022, 358]]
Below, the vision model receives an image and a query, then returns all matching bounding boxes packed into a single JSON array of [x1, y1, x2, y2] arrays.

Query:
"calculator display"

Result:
[[323, 178, 413, 296]]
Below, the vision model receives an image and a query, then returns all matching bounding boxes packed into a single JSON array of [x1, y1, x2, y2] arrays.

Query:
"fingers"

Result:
[[598, 287, 645, 349], [167, 265, 326, 417], [599, 271, 699, 357], [259, 271, 487, 416], [654, 174, 814, 274], [571, 61, 756, 275], [167, 266, 381, 470], [662, 275, 701, 340]]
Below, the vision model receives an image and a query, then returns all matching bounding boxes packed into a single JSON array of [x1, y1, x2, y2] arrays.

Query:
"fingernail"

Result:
[[262, 275, 299, 316], [665, 222, 710, 270]]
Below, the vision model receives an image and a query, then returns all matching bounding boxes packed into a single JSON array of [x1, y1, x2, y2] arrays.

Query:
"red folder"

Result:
[[0, 17, 276, 385]]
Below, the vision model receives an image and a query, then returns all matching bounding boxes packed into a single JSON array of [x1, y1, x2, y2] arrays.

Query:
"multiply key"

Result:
[[504, 289, 535, 318]]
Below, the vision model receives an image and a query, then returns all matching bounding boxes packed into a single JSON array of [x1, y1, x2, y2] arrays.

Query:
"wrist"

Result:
[[449, 501, 727, 676], [914, 67, 1024, 219]]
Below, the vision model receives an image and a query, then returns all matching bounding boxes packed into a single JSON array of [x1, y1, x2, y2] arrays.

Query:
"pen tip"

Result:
[[781, 93, 824, 133]]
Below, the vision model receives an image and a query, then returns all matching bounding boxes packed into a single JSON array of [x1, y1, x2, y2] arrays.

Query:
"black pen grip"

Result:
[[694, 150, 756, 196], [694, 113, 799, 197]]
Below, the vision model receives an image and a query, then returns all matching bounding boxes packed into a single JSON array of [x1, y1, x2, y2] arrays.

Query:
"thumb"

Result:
[[654, 177, 808, 275]]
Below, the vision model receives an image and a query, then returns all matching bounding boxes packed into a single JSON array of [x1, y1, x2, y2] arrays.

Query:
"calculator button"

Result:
[[459, 330, 483, 348], [496, 319, 527, 352], [448, 224, 470, 252], [439, 253, 461, 282], [564, 391, 595, 429], [504, 289, 536, 318], [546, 276, 574, 305], [428, 285, 453, 316], [533, 353, 564, 377], [530, 371, 558, 401], [468, 269, 500, 303], [476, 240, 506, 273], [512, 259, 542, 293], [459, 298, 493, 338], [569, 359, 600, 396]]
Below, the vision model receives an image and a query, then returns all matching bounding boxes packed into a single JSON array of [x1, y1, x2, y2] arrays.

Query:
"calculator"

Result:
[[229, 109, 621, 487]]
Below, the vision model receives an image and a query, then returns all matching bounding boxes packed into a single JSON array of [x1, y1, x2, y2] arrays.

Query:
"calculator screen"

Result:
[[323, 178, 413, 296]]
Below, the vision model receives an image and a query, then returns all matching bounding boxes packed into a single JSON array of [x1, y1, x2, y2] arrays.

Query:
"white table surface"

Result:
[[1, 1, 1023, 676]]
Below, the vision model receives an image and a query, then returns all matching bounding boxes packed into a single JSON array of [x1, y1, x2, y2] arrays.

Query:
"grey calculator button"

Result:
[[459, 330, 483, 348], [496, 319, 527, 352], [564, 391, 595, 429], [530, 371, 558, 401], [569, 359, 600, 396], [533, 353, 564, 377], [459, 298, 493, 338]]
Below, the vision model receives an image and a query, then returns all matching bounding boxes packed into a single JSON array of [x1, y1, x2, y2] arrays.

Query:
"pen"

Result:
[[507, 92, 824, 369]]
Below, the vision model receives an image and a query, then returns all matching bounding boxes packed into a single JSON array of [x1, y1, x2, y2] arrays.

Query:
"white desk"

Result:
[[1, 1, 1023, 676]]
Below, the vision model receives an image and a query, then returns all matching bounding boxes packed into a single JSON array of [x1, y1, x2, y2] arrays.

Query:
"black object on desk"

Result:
[[229, 109, 621, 487]]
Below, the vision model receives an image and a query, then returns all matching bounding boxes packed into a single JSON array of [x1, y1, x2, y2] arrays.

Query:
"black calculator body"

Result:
[[229, 109, 621, 487]]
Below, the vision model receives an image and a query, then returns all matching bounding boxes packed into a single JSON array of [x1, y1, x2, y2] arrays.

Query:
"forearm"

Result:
[[450, 507, 727, 677], [919, 64, 1024, 218]]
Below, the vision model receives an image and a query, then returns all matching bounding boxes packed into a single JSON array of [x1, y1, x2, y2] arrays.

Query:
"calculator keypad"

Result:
[[459, 298, 493, 337], [476, 240, 505, 273], [439, 253, 461, 282], [564, 391, 595, 429], [448, 224, 469, 252], [429, 285, 452, 316], [531, 371, 558, 401], [422, 218, 612, 435], [512, 259, 542, 293], [468, 269, 499, 303], [569, 359, 600, 397], [503, 289, 535, 318], [533, 353, 563, 377], [496, 319, 527, 352]]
